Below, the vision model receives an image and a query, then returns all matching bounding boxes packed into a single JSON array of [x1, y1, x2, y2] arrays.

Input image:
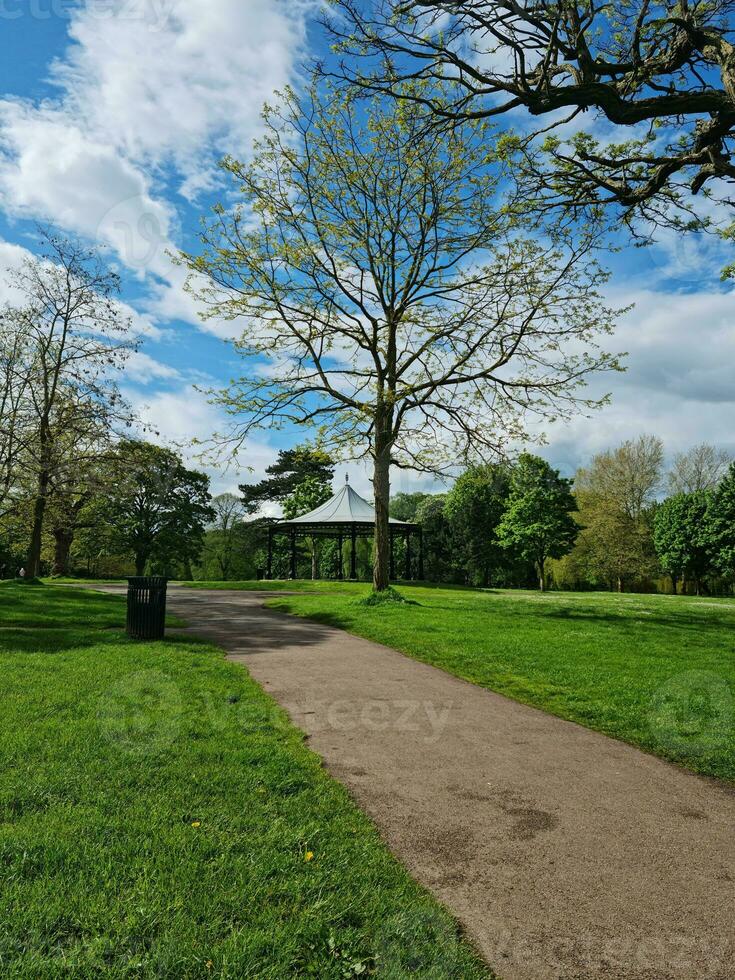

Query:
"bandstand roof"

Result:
[[275, 480, 417, 535]]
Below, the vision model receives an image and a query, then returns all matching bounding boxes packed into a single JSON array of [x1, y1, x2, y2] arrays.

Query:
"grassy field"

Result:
[[240, 582, 735, 783], [0, 583, 490, 979]]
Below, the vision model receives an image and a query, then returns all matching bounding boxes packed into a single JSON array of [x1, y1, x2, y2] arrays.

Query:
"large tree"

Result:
[[204, 493, 247, 581], [0, 322, 32, 520], [1, 231, 136, 576], [184, 82, 620, 591], [329, 1, 735, 235], [578, 435, 664, 521], [496, 453, 578, 591], [101, 440, 214, 576], [573, 436, 663, 590]]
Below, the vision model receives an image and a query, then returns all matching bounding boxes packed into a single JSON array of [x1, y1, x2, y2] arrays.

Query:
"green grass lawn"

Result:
[[0, 583, 490, 979], [249, 583, 735, 783]]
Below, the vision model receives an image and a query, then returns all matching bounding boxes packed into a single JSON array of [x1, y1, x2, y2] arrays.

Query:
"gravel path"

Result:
[[122, 587, 735, 979]]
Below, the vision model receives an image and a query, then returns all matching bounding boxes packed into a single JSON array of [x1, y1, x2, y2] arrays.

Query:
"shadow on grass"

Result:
[[541, 605, 732, 634]]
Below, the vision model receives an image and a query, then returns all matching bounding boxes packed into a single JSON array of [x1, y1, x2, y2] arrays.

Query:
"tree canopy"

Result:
[[0, 230, 136, 576], [184, 79, 620, 590], [99, 440, 214, 576], [240, 447, 335, 515], [654, 491, 711, 593], [496, 453, 578, 590], [329, 1, 735, 237]]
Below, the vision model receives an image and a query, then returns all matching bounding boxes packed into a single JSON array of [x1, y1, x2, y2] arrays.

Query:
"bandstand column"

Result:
[[350, 523, 357, 579], [289, 530, 297, 580]]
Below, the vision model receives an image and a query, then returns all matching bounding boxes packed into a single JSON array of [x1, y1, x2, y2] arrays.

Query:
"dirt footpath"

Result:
[[161, 588, 735, 979]]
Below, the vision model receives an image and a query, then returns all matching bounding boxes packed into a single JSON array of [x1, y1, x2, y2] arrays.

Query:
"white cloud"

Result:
[[126, 383, 279, 494], [124, 350, 181, 385], [0, 0, 312, 326], [52, 0, 311, 190], [0, 99, 175, 276], [536, 285, 735, 474]]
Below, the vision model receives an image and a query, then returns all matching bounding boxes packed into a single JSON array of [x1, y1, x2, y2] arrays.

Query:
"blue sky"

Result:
[[0, 1, 733, 502]]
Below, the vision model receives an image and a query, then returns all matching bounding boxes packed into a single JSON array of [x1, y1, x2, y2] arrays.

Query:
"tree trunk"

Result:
[[311, 539, 319, 581], [372, 412, 393, 592], [135, 553, 146, 576], [27, 468, 50, 578], [671, 574, 678, 596], [52, 527, 74, 577], [617, 576, 624, 593]]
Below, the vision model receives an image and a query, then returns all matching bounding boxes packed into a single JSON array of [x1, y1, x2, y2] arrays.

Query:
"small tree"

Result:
[[654, 491, 712, 595], [206, 493, 247, 580], [497, 454, 578, 591], [101, 440, 214, 576], [185, 82, 620, 591]]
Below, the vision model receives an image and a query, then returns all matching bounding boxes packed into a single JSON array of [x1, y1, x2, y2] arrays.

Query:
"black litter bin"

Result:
[[126, 577, 168, 640]]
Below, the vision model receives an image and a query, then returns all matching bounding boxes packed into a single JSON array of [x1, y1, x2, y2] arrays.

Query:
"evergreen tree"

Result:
[[240, 447, 334, 515]]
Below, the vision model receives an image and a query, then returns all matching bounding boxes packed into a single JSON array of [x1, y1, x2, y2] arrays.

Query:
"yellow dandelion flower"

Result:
[[191, 821, 201, 828], [304, 851, 315, 862]]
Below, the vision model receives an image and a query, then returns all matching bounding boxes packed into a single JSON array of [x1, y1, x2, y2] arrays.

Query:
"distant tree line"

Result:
[[4, 424, 733, 596], [1, 235, 732, 595], [197, 437, 735, 596]]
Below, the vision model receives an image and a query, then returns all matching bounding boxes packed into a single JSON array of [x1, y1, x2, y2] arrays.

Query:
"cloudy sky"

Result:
[[0, 1, 733, 499]]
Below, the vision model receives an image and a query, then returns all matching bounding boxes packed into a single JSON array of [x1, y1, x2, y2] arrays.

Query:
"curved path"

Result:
[[144, 588, 735, 978]]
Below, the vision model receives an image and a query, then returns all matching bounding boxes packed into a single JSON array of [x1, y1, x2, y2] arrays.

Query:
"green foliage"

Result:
[[654, 492, 712, 591], [282, 473, 333, 520], [569, 437, 664, 592], [196, 525, 261, 582], [444, 465, 512, 587], [708, 463, 735, 576], [241, 448, 335, 515], [414, 495, 453, 584], [356, 585, 414, 607], [496, 455, 578, 589], [391, 493, 432, 523], [98, 440, 215, 576]]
